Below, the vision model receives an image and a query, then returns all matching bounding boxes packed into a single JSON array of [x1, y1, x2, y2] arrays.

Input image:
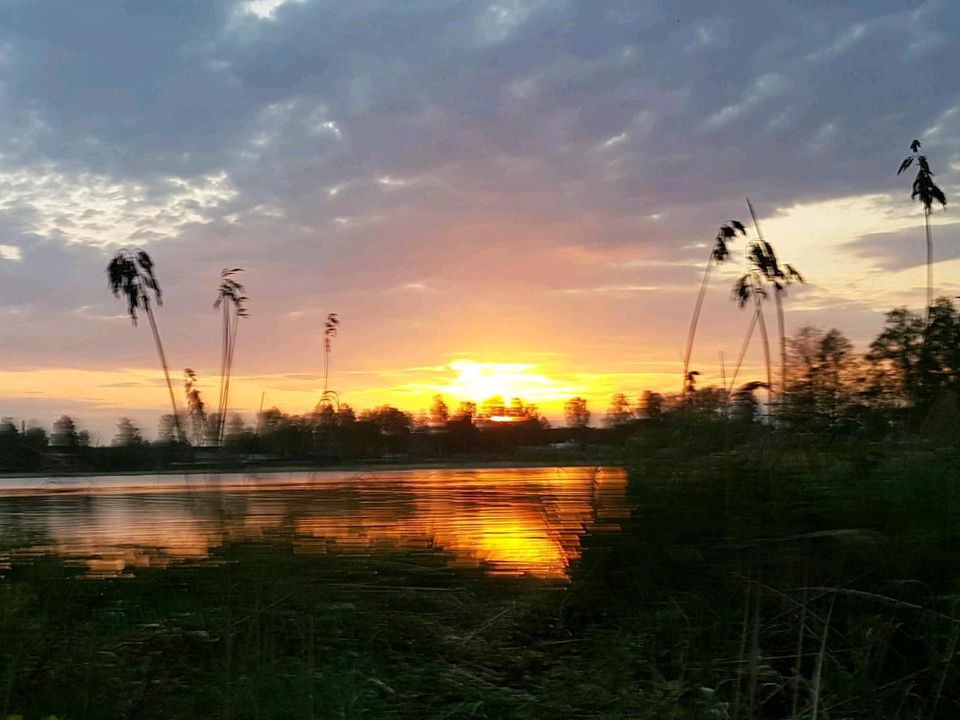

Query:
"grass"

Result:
[[1, 434, 959, 718]]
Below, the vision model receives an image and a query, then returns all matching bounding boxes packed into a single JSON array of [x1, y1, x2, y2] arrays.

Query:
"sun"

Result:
[[442, 360, 578, 405]]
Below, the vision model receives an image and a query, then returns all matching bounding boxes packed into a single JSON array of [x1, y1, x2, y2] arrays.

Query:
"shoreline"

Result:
[[0, 452, 625, 480]]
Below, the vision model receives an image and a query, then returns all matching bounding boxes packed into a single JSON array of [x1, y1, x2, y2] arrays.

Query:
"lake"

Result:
[[0, 466, 628, 580]]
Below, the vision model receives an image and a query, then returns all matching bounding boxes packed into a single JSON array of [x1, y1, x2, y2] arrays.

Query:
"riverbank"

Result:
[[0, 447, 625, 480]]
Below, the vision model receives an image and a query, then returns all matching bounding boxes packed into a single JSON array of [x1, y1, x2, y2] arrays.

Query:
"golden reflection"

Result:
[[0, 467, 628, 579]]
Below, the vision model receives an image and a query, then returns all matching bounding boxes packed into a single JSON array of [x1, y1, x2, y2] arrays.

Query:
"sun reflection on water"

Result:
[[0, 467, 628, 580]]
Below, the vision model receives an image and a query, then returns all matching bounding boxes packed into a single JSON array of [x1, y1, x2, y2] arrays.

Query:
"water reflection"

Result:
[[0, 467, 627, 579]]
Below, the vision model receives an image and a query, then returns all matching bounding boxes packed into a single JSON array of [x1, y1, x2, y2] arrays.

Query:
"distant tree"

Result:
[[51, 415, 79, 448], [787, 327, 855, 422], [112, 417, 145, 447], [636, 391, 663, 420], [867, 307, 925, 405], [360, 406, 413, 435], [683, 221, 744, 396], [107, 248, 184, 443], [604, 393, 633, 427], [157, 414, 178, 444], [214, 268, 249, 446], [224, 413, 249, 449], [456, 401, 477, 421], [480, 395, 506, 418], [685, 386, 727, 415], [0, 418, 18, 440], [23, 423, 48, 451], [338, 404, 357, 425], [506, 397, 540, 420], [897, 139, 947, 314], [414, 410, 430, 430], [430, 395, 450, 425], [204, 412, 222, 446], [917, 298, 960, 401], [0, 418, 20, 467], [564, 397, 591, 428]]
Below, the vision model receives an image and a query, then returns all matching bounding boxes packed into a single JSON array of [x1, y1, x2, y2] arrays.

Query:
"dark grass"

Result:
[[2, 436, 959, 719]]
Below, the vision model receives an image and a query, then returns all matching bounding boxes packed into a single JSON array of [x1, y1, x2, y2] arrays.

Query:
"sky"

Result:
[[0, 0, 958, 441]]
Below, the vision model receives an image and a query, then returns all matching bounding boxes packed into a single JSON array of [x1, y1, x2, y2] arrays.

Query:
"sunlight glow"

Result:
[[440, 360, 581, 404]]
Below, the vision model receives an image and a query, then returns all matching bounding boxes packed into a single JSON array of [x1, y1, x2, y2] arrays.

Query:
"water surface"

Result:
[[0, 466, 627, 580]]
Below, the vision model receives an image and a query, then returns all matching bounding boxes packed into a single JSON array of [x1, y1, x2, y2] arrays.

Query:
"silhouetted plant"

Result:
[[898, 139, 947, 316], [743, 198, 804, 404], [183, 368, 208, 446], [731, 269, 772, 404], [214, 268, 248, 446], [107, 249, 185, 443], [747, 201, 802, 383], [318, 313, 340, 410], [682, 221, 745, 396]]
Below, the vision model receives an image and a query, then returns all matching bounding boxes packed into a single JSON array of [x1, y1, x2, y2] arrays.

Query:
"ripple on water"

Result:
[[0, 466, 628, 580]]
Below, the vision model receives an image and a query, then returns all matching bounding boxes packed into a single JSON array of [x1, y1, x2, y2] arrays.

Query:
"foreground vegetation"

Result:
[[2, 422, 958, 719]]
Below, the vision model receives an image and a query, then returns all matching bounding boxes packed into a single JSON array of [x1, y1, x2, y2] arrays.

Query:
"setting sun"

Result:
[[439, 360, 582, 405]]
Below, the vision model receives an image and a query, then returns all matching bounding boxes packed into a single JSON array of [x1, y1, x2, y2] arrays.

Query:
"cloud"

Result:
[[845, 221, 960, 271], [0, 0, 956, 430]]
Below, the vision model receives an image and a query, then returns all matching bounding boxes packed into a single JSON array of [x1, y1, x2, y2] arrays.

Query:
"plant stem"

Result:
[[811, 592, 836, 720], [682, 249, 716, 397], [728, 303, 760, 395], [752, 286, 774, 406], [792, 585, 808, 717], [146, 303, 185, 444], [775, 287, 787, 406], [222, 306, 240, 445], [925, 206, 933, 321]]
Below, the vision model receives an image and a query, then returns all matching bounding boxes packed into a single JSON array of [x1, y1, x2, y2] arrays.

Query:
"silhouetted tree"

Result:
[[360, 406, 414, 435], [108, 249, 184, 442], [112, 417, 145, 447], [897, 139, 947, 315], [637, 390, 663, 420], [787, 326, 855, 422], [157, 414, 180, 444], [604, 393, 633, 427], [456, 401, 477, 421], [564, 397, 591, 428], [214, 268, 248, 446], [23, 423, 48, 452], [480, 395, 506, 418], [430, 395, 449, 425], [51, 415, 79, 448], [917, 298, 960, 402], [683, 221, 744, 396], [867, 307, 925, 405]]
